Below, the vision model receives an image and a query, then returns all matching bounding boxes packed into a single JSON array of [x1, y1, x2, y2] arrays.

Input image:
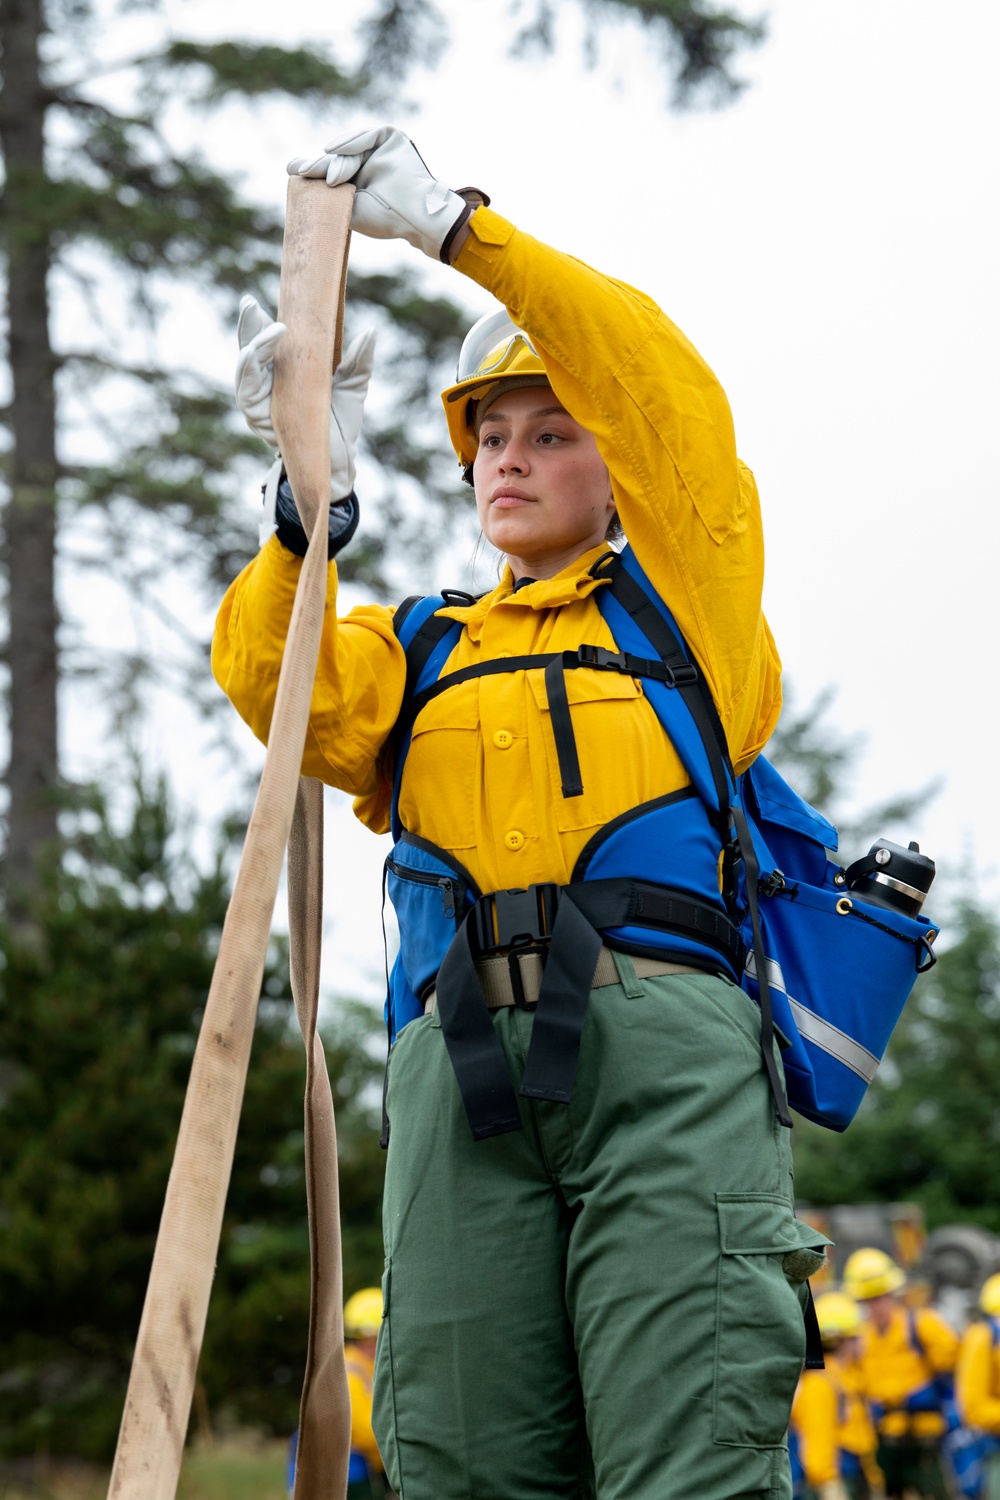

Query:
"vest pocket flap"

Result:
[[744, 755, 837, 851], [716, 1193, 831, 1256]]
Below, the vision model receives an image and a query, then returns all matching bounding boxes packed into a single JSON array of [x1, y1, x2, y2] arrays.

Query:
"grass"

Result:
[[0, 1436, 289, 1500]]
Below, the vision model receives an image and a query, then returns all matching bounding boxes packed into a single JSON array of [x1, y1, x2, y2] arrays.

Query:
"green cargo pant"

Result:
[[373, 958, 825, 1500]]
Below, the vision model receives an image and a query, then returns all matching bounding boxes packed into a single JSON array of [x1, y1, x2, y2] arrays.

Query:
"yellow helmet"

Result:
[[815, 1292, 863, 1341], [441, 309, 550, 468], [344, 1286, 383, 1339], [842, 1247, 907, 1301], [979, 1273, 1000, 1317]]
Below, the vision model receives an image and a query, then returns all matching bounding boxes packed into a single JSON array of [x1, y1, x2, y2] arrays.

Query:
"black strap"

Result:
[[603, 558, 734, 823], [544, 656, 583, 797], [518, 894, 603, 1103], [606, 555, 793, 1128], [391, 594, 425, 637], [803, 1282, 825, 1370], [410, 645, 699, 721], [390, 604, 460, 764], [434, 876, 743, 1138], [732, 800, 792, 1128], [433, 911, 524, 1141], [568, 879, 742, 969]]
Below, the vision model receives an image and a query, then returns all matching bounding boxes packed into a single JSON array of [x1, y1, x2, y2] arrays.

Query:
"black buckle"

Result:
[[473, 884, 561, 955], [758, 868, 787, 899], [577, 644, 628, 672], [665, 662, 699, 688]]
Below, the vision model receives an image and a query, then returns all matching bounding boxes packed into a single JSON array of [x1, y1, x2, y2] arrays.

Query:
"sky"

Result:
[[61, 0, 1000, 1006]]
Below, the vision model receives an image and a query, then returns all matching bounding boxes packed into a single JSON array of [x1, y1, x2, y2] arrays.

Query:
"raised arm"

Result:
[[213, 292, 405, 828], [290, 126, 780, 764]]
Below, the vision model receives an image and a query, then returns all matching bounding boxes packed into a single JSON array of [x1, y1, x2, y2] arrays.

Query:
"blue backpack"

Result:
[[387, 545, 939, 1134]]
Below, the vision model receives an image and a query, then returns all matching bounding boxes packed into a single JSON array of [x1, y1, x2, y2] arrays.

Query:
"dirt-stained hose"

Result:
[[106, 178, 354, 1500]]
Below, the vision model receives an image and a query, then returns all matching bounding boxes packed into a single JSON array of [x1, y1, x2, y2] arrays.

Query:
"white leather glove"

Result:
[[234, 294, 376, 498], [287, 125, 486, 264]]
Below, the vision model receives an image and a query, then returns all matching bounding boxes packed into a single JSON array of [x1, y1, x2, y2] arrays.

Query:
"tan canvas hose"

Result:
[[107, 178, 354, 1500]]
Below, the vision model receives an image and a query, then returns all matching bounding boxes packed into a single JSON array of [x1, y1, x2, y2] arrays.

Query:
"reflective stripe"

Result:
[[745, 951, 880, 1085]]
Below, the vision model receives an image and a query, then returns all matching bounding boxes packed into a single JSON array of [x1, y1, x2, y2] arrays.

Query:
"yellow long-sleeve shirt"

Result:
[[213, 207, 781, 893], [957, 1319, 1000, 1434], [791, 1362, 879, 1487], [858, 1304, 959, 1440]]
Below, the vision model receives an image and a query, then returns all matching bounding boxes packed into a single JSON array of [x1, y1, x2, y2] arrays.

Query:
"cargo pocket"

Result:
[[713, 1193, 829, 1448], [371, 1262, 402, 1494]]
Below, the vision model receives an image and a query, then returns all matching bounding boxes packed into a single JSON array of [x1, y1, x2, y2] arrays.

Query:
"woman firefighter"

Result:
[[215, 125, 828, 1500]]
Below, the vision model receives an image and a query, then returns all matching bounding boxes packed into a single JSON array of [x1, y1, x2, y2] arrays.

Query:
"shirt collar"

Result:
[[436, 546, 615, 637]]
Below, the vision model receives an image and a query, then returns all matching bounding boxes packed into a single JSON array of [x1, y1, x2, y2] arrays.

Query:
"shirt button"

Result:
[[504, 830, 525, 852], [493, 729, 513, 749]]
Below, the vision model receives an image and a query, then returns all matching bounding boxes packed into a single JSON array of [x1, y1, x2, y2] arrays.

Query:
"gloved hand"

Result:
[[287, 125, 487, 264], [235, 294, 376, 498]]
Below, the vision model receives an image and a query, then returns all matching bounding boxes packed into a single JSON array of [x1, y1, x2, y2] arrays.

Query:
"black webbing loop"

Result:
[[518, 894, 603, 1104], [568, 879, 743, 971], [433, 911, 524, 1140], [544, 655, 584, 798], [803, 1281, 826, 1370], [731, 800, 793, 1129]]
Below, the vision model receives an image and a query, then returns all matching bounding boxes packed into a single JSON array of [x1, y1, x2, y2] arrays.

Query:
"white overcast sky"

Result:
[[62, 0, 1000, 1004]]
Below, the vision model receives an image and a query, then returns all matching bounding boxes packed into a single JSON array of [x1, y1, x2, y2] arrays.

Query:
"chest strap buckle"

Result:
[[472, 883, 561, 955]]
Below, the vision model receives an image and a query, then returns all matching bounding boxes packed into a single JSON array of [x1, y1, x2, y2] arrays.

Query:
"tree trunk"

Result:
[[0, 0, 60, 918]]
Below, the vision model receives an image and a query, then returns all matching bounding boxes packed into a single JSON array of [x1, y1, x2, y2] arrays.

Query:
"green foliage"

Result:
[[793, 900, 1000, 1232], [159, 41, 362, 105], [512, 0, 766, 104], [0, 778, 387, 1458]]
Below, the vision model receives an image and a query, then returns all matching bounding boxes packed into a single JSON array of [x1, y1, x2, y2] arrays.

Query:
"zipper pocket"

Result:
[[385, 858, 464, 922]]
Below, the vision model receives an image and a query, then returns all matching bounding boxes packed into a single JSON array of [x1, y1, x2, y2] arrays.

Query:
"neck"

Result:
[[506, 540, 603, 583]]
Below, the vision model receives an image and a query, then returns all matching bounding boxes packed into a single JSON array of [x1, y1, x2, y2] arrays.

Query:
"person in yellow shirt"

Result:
[[288, 1288, 393, 1499], [343, 1288, 393, 1499], [844, 1248, 959, 1500], [790, 1292, 882, 1500], [956, 1274, 1000, 1500], [218, 125, 827, 1500]]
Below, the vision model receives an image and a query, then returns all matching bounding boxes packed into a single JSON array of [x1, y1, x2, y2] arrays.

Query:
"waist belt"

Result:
[[431, 878, 741, 1143], [424, 945, 703, 1014]]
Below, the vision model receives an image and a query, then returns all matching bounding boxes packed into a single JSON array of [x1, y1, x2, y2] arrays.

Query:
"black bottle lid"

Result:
[[844, 838, 935, 918]]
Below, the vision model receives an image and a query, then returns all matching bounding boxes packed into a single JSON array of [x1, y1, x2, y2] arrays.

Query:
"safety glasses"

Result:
[[455, 308, 539, 384]]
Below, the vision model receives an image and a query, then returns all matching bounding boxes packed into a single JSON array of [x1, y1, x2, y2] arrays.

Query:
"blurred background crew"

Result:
[[288, 1288, 392, 1499], [844, 1248, 959, 1500], [956, 1274, 1000, 1500], [343, 1287, 394, 1499], [789, 1292, 883, 1500]]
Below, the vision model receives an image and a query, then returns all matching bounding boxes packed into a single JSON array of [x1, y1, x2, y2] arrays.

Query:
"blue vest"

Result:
[[385, 546, 938, 1143]]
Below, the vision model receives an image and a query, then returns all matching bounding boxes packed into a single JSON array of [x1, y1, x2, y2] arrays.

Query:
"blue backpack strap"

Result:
[[390, 594, 465, 840], [593, 548, 734, 823], [595, 546, 792, 1127]]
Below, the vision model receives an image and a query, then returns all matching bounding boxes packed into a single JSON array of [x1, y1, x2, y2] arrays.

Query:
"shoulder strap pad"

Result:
[[390, 594, 465, 840]]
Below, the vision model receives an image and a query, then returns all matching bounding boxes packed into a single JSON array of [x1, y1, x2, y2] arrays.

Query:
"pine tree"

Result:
[[0, 775, 388, 1456], [0, 0, 765, 913], [792, 899, 1000, 1232]]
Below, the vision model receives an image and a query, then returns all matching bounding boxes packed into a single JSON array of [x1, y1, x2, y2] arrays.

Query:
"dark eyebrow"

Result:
[[482, 405, 568, 425]]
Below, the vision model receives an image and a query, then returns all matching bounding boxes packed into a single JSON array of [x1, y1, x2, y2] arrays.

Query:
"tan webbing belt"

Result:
[[107, 179, 354, 1500], [424, 947, 704, 1013]]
